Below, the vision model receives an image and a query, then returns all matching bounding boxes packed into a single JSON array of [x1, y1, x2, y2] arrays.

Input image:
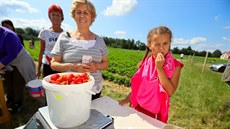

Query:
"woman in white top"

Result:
[[51, 0, 109, 100], [37, 4, 64, 78]]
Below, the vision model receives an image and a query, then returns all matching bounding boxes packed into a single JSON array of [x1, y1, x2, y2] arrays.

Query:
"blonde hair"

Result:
[[147, 25, 172, 47], [70, 0, 97, 24], [138, 25, 172, 68]]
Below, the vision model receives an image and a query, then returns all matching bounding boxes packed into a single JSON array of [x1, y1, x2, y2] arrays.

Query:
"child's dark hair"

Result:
[[1, 19, 15, 31], [137, 25, 172, 68]]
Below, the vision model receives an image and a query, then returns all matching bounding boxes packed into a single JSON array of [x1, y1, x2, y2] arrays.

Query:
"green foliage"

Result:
[[103, 47, 144, 86], [15, 27, 39, 40], [103, 36, 145, 50], [211, 49, 222, 58], [24, 40, 40, 61], [171, 46, 224, 58]]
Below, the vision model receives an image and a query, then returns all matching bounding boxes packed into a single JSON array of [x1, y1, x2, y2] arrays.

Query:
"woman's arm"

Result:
[[50, 55, 73, 72], [36, 39, 45, 77], [87, 55, 109, 72]]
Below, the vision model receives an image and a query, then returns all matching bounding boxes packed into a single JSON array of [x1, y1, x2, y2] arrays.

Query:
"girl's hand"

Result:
[[118, 98, 130, 106], [155, 52, 165, 70]]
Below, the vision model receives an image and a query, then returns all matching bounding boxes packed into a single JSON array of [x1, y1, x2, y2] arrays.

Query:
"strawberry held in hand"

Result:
[[49, 73, 90, 85]]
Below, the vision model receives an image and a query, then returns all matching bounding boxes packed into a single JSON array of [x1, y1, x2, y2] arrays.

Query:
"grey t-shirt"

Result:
[[51, 32, 108, 93]]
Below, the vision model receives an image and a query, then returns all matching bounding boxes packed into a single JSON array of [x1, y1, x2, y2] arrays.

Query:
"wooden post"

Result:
[[202, 52, 209, 73], [0, 77, 10, 124], [191, 53, 195, 64]]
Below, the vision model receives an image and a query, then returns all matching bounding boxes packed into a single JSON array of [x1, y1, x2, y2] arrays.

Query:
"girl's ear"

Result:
[[147, 44, 151, 50], [147, 42, 150, 48]]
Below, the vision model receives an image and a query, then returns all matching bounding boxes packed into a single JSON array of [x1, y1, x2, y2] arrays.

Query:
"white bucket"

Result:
[[27, 79, 44, 98], [42, 72, 95, 128]]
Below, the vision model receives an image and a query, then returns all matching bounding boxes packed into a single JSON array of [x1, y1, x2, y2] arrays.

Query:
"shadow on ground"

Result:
[[0, 87, 46, 129]]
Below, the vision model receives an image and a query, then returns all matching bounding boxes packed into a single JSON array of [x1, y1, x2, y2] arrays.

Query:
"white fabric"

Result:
[[38, 29, 63, 65], [69, 39, 96, 49]]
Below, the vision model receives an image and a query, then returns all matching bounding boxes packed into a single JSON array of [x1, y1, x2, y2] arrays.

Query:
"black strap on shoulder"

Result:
[[66, 32, 71, 38]]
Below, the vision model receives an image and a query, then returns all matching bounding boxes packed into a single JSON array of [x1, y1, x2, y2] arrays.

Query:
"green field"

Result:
[[1, 41, 229, 129]]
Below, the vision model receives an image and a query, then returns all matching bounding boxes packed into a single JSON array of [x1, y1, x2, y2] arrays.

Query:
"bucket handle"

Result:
[[72, 89, 96, 95], [84, 89, 96, 95]]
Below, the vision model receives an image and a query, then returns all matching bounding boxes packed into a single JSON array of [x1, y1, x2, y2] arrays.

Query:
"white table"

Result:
[[16, 96, 181, 129], [91, 96, 166, 129]]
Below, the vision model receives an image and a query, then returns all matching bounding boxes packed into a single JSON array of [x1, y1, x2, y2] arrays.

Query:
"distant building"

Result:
[[220, 51, 230, 59]]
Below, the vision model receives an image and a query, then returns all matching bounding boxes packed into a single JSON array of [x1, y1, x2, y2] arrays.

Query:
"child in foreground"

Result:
[[119, 25, 184, 123]]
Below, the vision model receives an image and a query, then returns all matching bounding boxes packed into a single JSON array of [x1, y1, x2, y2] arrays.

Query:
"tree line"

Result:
[[103, 36, 223, 58], [15, 27, 223, 58], [15, 27, 39, 41]]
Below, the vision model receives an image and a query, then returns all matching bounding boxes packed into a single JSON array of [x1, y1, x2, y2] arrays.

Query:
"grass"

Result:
[[169, 61, 230, 129], [0, 42, 229, 129], [0, 89, 46, 128], [24, 40, 40, 61]]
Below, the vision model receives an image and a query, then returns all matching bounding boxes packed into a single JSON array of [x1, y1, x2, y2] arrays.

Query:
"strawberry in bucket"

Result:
[[49, 72, 90, 85]]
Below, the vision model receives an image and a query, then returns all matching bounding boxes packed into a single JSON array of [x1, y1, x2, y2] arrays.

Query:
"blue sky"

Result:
[[0, 0, 229, 53]]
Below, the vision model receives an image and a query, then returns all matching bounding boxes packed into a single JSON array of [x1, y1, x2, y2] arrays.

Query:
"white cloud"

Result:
[[214, 15, 224, 22], [193, 43, 225, 52], [222, 37, 230, 42], [0, 0, 38, 16], [172, 37, 207, 45], [190, 37, 207, 44], [13, 18, 47, 29], [114, 30, 126, 36], [223, 26, 230, 29], [214, 15, 220, 21], [102, 0, 137, 16], [1, 17, 72, 31], [172, 36, 228, 52], [172, 38, 190, 45]]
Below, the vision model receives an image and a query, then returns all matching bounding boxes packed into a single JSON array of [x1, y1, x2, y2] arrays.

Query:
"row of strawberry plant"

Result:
[[107, 67, 137, 77], [102, 71, 130, 87], [104, 48, 144, 85]]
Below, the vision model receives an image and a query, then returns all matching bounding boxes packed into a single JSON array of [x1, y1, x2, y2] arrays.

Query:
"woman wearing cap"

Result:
[[51, 0, 109, 100], [36, 4, 64, 78]]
